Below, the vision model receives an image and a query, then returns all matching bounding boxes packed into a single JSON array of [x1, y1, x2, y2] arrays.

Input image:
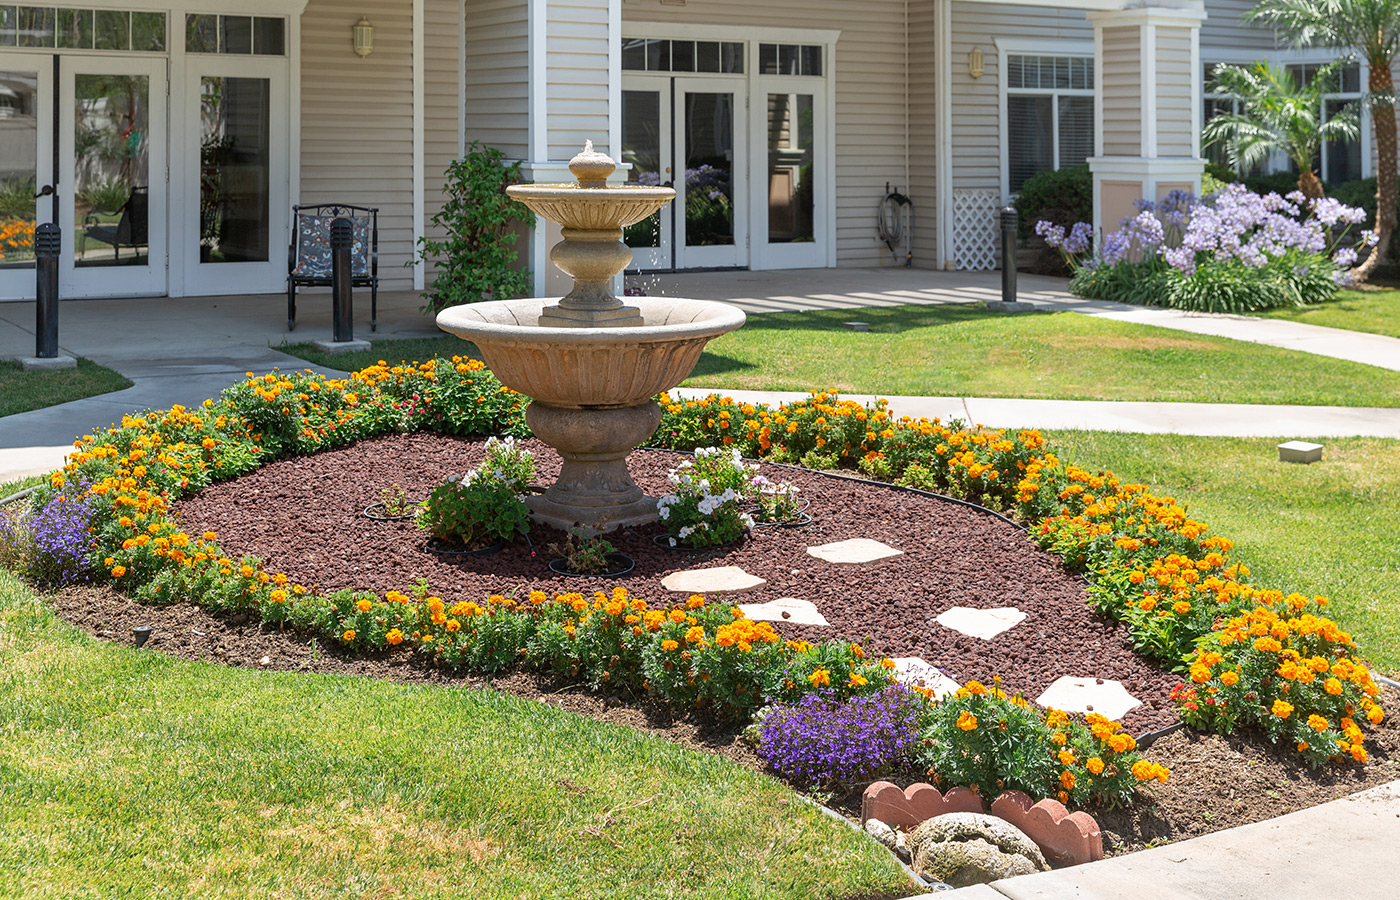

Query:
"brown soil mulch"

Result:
[[42, 432, 1400, 860]]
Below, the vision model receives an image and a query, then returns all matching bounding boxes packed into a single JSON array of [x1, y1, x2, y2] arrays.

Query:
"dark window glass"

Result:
[[759, 43, 777, 75], [1008, 94, 1053, 192], [220, 15, 252, 54], [621, 38, 646, 71], [186, 13, 216, 53], [778, 44, 798, 75], [253, 16, 284, 55], [695, 41, 720, 73], [94, 9, 130, 50], [684, 92, 735, 246], [670, 40, 694, 72], [721, 41, 744, 73], [621, 90, 662, 249], [767, 92, 815, 243], [800, 45, 821, 76], [0, 7, 17, 47], [644, 38, 668, 72], [17, 6, 55, 47], [131, 11, 163, 51], [57, 8, 93, 49], [1058, 96, 1095, 169], [200, 76, 272, 263], [1325, 98, 1362, 183]]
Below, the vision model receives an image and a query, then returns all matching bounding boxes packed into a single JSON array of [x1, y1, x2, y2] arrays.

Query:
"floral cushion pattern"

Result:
[[291, 214, 372, 279]]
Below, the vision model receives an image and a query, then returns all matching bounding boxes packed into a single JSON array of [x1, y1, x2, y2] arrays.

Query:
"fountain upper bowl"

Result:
[[436, 297, 746, 408], [506, 183, 676, 231]]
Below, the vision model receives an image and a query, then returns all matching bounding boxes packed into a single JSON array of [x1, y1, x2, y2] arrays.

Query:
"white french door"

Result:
[[0, 53, 51, 301], [750, 77, 827, 269], [179, 54, 289, 296], [621, 74, 748, 270], [61, 54, 167, 297]]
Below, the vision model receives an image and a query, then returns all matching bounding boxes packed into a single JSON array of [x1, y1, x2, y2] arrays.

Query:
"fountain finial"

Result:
[[569, 140, 616, 188]]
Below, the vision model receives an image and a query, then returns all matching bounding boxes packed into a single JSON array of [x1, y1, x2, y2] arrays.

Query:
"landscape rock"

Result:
[[864, 817, 898, 851], [908, 812, 1049, 887]]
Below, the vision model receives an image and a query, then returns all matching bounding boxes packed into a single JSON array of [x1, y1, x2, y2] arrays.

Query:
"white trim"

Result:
[[1088, 156, 1206, 177], [1142, 25, 1157, 157], [998, 43, 1096, 204], [412, 0, 425, 291], [1190, 22, 1201, 160], [458, 0, 467, 158], [608, 0, 621, 159], [826, 35, 838, 268], [528, 0, 548, 295], [936, 0, 951, 268], [1093, 23, 1104, 159], [621, 23, 841, 45], [991, 37, 1094, 57], [168, 26, 187, 298], [1086, 8, 1207, 28], [288, 11, 301, 234]]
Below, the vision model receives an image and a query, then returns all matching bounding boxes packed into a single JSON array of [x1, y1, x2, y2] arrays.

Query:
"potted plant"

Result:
[[364, 483, 416, 520], [418, 472, 529, 555], [748, 475, 810, 527], [547, 525, 634, 577], [656, 446, 755, 549]]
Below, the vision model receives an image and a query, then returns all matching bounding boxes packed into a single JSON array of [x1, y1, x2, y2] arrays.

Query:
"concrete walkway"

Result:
[[918, 779, 1400, 900], [2, 267, 1398, 484]]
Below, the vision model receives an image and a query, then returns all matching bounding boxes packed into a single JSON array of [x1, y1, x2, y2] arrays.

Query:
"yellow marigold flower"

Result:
[[202, 531, 217, 542], [1221, 669, 1239, 686], [386, 629, 403, 645], [445, 619, 461, 633], [1087, 757, 1105, 775], [270, 589, 287, 603], [1351, 744, 1368, 763], [1367, 706, 1385, 725], [1131, 760, 1154, 781], [965, 681, 986, 695], [956, 711, 977, 731], [343, 629, 356, 642], [1051, 731, 1067, 745], [686, 594, 705, 609], [848, 673, 868, 688], [668, 609, 687, 623], [809, 668, 832, 687], [1272, 699, 1294, 719], [1046, 709, 1068, 728], [661, 639, 679, 651], [685, 626, 705, 644], [1173, 600, 1191, 615], [356, 599, 373, 613], [1057, 749, 1076, 766], [110, 565, 126, 577], [1307, 714, 1329, 732], [1189, 664, 1211, 684], [1060, 770, 1076, 790], [1324, 677, 1344, 696], [880, 658, 896, 669]]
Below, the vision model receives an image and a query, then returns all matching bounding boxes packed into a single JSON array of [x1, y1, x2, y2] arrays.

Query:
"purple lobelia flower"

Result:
[[23, 484, 100, 587], [758, 685, 923, 787]]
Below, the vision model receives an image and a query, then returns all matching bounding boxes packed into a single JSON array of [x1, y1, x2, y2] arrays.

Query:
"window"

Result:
[[1201, 63, 1243, 169], [1006, 54, 1094, 193], [185, 14, 285, 56], [1286, 61, 1362, 184], [759, 44, 822, 76], [0, 6, 165, 51], [621, 39, 743, 74]]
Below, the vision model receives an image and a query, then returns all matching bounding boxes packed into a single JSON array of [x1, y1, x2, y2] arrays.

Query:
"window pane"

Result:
[[131, 11, 164, 51], [220, 15, 252, 54], [94, 10, 129, 50], [17, 6, 55, 47], [622, 90, 662, 249], [1325, 99, 1362, 183], [0, 69, 38, 268], [695, 40, 720, 73], [684, 92, 735, 246], [778, 44, 799, 75], [186, 13, 216, 53], [768, 93, 815, 243], [57, 8, 93, 49], [1008, 94, 1053, 192], [0, 7, 16, 48], [621, 38, 646, 71], [1341, 63, 1361, 94], [253, 16, 284, 56], [74, 73, 149, 268], [644, 38, 669, 72], [801, 45, 822, 77], [200, 76, 272, 263], [1058, 95, 1094, 169], [759, 43, 777, 74], [1007, 56, 1023, 90], [721, 41, 744, 73], [671, 39, 694, 72]]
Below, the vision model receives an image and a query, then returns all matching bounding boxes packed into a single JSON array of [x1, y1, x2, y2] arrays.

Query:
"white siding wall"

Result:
[[464, 0, 529, 160], [1156, 26, 1195, 158], [1201, 0, 1279, 52], [1101, 26, 1141, 157], [424, 0, 464, 272], [301, 0, 416, 289], [546, 0, 611, 160], [910, 0, 937, 265], [949, 3, 1093, 198], [623, 0, 910, 266]]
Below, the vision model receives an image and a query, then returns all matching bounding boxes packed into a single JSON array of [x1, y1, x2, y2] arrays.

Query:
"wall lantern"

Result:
[[353, 16, 374, 58], [968, 47, 985, 79]]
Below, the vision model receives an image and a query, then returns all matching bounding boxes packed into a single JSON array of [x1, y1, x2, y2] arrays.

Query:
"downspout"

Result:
[[904, 0, 911, 216], [936, 0, 953, 269]]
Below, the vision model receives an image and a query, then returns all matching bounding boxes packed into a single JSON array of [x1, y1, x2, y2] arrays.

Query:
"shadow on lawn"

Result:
[[724, 303, 1053, 335]]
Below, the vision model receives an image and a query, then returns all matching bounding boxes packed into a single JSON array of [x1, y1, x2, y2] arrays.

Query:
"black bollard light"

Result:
[[330, 216, 354, 343], [999, 206, 1018, 305], [34, 222, 60, 358]]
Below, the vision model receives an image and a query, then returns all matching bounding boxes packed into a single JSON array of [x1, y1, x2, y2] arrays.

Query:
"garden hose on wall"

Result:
[[878, 184, 914, 267]]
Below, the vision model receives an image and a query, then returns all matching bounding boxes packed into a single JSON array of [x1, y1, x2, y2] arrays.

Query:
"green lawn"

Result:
[[1248, 288, 1400, 339], [0, 357, 131, 418], [277, 305, 1400, 407], [278, 337, 482, 374], [0, 570, 910, 900], [1044, 432, 1400, 677]]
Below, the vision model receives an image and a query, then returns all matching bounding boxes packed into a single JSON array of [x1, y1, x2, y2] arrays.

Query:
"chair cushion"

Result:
[[292, 215, 372, 278]]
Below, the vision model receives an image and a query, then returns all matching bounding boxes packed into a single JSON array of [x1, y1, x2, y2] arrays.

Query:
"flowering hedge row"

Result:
[[15, 356, 1383, 773]]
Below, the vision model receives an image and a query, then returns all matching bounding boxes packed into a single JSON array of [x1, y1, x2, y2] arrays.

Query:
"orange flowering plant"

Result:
[[916, 680, 1169, 809]]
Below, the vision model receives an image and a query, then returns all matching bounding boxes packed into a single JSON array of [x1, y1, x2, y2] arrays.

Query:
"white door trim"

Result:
[[674, 75, 747, 269]]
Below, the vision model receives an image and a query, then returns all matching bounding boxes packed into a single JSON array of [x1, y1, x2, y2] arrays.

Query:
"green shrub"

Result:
[[1014, 165, 1092, 241], [1241, 171, 1304, 197], [417, 474, 529, 548], [415, 142, 535, 314]]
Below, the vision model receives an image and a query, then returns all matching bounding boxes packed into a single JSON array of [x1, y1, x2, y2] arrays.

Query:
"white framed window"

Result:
[[1004, 53, 1094, 194], [1287, 61, 1362, 184]]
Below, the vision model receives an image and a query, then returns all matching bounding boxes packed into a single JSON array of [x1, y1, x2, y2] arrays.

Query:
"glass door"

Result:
[[674, 77, 746, 269], [621, 76, 672, 270], [61, 54, 166, 297], [752, 81, 826, 269], [181, 55, 288, 295], [0, 53, 52, 301]]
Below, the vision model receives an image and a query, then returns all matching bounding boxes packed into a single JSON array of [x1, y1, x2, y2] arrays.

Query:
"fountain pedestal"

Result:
[[436, 142, 745, 532]]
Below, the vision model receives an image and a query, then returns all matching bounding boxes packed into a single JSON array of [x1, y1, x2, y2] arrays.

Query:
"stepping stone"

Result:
[[892, 657, 961, 699], [738, 597, 829, 627], [935, 606, 1027, 640], [1035, 677, 1141, 721], [661, 565, 766, 595], [1278, 440, 1323, 464], [806, 538, 903, 565]]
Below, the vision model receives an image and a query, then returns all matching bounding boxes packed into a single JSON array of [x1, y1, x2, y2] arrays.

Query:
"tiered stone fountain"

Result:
[[436, 142, 746, 531]]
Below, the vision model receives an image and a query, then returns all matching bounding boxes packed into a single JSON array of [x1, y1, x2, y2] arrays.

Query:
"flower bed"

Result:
[[2, 355, 1384, 816]]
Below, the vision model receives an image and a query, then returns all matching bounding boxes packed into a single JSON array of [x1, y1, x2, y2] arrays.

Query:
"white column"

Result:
[[1087, 4, 1205, 234], [525, 0, 619, 296]]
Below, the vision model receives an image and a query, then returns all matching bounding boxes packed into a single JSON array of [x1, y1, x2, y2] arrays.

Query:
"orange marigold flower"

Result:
[[1060, 770, 1076, 790], [686, 594, 705, 609], [1058, 749, 1075, 766], [1272, 699, 1294, 719], [661, 639, 679, 651], [386, 629, 404, 645], [685, 626, 705, 644], [356, 599, 373, 613], [809, 668, 832, 687], [1308, 714, 1330, 732], [1087, 757, 1105, 775], [1221, 669, 1239, 686], [1324, 677, 1344, 696], [956, 711, 977, 731], [343, 629, 356, 642], [110, 565, 126, 577]]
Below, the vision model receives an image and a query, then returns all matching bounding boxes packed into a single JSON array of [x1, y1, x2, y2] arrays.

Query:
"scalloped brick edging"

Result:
[[861, 782, 1104, 867]]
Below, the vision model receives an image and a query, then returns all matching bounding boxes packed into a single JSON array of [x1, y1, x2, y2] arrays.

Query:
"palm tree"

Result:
[[1202, 62, 1359, 200], [1248, 0, 1400, 282]]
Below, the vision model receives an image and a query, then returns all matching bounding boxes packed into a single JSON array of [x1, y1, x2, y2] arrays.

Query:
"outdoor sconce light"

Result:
[[353, 16, 374, 58], [968, 47, 985, 79]]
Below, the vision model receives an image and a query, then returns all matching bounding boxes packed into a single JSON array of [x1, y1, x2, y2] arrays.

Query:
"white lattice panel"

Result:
[[951, 189, 1001, 271]]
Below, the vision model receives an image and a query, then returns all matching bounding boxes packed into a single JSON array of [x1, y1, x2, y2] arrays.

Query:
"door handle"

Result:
[[35, 184, 55, 199]]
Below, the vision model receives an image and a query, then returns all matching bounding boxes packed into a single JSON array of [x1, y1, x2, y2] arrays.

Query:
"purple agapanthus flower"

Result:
[[758, 685, 922, 786]]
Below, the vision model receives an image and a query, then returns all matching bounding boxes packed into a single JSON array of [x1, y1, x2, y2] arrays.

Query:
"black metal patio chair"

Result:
[[286, 203, 378, 331]]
